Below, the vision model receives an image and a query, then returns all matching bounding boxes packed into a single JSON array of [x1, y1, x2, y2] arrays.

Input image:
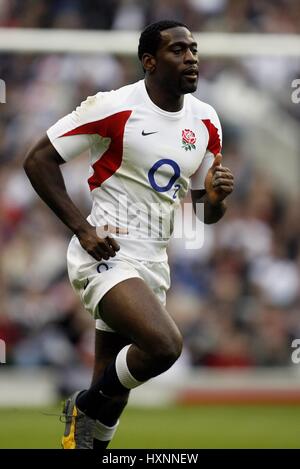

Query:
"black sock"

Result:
[[99, 360, 128, 396], [76, 360, 128, 423], [76, 388, 111, 422]]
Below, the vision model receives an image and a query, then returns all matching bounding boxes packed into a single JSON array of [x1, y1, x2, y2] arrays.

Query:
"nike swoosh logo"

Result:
[[142, 130, 158, 136]]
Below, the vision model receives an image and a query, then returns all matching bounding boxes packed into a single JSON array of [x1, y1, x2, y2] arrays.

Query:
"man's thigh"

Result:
[[99, 277, 180, 351]]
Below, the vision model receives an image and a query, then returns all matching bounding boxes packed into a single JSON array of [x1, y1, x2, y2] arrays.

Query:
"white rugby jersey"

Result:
[[47, 80, 222, 261]]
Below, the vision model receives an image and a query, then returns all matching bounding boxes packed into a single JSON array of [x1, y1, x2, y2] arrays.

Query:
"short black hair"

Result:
[[138, 20, 188, 62]]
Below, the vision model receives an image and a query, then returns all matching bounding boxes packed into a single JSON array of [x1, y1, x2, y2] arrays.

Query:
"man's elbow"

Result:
[[24, 135, 60, 175], [23, 147, 39, 176]]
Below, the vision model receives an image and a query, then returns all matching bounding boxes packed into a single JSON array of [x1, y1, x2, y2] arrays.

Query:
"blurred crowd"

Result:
[[0, 1, 300, 395], [1, 0, 300, 34]]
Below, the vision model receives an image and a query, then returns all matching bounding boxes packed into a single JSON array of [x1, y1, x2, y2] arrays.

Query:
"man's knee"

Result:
[[148, 329, 183, 372]]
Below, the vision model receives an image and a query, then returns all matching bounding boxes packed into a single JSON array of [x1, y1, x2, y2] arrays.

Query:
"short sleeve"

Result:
[[46, 94, 104, 162], [191, 105, 222, 190]]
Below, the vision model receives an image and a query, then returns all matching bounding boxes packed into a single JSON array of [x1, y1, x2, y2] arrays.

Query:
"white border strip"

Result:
[[0, 28, 300, 56]]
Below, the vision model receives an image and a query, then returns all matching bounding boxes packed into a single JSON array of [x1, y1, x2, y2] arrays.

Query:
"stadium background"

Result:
[[0, 0, 300, 448]]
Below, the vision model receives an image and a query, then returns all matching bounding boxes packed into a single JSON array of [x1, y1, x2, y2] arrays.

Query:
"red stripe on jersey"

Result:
[[201, 119, 221, 155], [60, 110, 132, 190]]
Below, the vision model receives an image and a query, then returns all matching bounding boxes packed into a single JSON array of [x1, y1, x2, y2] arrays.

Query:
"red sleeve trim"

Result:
[[202, 119, 221, 156], [60, 110, 132, 190]]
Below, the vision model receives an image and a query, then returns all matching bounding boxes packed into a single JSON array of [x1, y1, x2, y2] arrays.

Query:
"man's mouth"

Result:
[[182, 68, 199, 79]]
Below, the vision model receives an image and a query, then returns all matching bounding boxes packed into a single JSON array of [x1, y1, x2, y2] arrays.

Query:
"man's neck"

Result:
[[144, 78, 184, 112]]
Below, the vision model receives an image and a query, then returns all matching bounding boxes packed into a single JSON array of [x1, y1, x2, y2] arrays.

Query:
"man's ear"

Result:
[[141, 53, 156, 73]]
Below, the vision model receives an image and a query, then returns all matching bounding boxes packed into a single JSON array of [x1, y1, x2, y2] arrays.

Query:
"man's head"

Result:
[[138, 20, 199, 96]]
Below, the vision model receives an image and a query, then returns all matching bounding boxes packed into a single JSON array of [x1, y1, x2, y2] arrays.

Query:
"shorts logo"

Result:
[[182, 129, 196, 151], [97, 263, 111, 273]]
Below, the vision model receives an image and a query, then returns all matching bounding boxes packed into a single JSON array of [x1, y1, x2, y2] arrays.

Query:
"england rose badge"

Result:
[[182, 129, 196, 151]]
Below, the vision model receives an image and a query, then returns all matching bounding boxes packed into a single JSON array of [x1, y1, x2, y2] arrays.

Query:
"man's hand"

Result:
[[77, 224, 128, 261], [204, 153, 234, 206]]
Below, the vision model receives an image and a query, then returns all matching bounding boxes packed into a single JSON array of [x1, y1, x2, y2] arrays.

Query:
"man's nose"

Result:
[[184, 48, 198, 63]]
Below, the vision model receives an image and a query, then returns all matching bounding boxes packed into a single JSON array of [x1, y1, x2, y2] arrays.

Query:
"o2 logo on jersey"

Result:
[[148, 159, 181, 199]]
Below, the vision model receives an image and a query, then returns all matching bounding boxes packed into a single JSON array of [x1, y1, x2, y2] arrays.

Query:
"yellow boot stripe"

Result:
[[62, 405, 78, 449]]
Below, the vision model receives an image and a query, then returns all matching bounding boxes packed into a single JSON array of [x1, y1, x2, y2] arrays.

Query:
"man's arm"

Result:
[[23, 135, 119, 260], [191, 153, 234, 224], [191, 189, 227, 224]]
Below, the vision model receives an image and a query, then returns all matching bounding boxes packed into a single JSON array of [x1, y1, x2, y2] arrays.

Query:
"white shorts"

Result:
[[67, 236, 170, 333]]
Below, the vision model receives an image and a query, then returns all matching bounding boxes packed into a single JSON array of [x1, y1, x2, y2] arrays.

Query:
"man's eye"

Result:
[[192, 49, 198, 55], [173, 49, 182, 54]]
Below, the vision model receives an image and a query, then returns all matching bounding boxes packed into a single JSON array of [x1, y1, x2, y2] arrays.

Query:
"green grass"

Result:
[[0, 405, 300, 449]]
